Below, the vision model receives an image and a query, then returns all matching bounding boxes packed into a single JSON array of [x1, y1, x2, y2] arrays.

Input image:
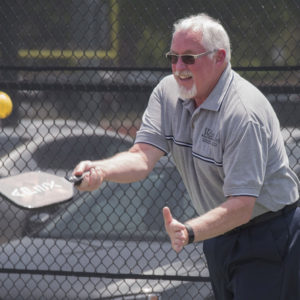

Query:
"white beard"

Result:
[[174, 71, 197, 100], [177, 82, 197, 101]]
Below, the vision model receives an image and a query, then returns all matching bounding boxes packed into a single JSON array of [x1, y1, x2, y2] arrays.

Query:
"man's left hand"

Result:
[[163, 206, 188, 252]]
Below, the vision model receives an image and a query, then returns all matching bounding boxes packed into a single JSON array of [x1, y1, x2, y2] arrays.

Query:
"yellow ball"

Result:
[[0, 92, 13, 119]]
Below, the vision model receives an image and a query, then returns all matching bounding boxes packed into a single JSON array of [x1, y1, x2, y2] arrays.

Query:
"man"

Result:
[[73, 13, 300, 299]]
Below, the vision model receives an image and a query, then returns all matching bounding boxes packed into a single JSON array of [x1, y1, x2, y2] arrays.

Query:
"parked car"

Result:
[[1, 118, 298, 299], [0, 118, 213, 299]]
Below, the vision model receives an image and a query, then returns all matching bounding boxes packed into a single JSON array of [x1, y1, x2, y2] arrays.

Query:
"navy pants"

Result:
[[203, 207, 300, 300]]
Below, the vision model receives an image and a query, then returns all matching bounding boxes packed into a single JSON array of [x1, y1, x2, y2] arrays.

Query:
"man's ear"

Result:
[[215, 49, 226, 64]]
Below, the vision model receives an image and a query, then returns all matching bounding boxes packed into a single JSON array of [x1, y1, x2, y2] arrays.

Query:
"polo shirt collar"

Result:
[[200, 63, 233, 112]]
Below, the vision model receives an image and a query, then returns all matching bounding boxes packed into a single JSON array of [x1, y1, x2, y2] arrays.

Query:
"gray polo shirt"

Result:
[[135, 64, 299, 218]]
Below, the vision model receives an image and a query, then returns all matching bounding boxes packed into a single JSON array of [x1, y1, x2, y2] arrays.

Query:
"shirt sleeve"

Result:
[[222, 121, 268, 197], [134, 84, 169, 154]]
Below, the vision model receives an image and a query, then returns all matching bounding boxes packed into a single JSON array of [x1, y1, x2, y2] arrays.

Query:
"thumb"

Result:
[[163, 206, 173, 225]]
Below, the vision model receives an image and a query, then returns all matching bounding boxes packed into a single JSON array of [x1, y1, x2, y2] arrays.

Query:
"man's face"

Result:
[[170, 30, 217, 104]]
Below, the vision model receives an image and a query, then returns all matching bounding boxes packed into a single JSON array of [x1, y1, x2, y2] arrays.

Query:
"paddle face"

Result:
[[0, 171, 76, 209]]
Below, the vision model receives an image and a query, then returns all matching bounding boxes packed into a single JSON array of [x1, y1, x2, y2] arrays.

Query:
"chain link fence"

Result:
[[0, 0, 299, 299]]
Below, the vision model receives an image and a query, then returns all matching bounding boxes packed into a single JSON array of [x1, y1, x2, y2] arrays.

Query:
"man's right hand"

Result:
[[73, 160, 104, 191]]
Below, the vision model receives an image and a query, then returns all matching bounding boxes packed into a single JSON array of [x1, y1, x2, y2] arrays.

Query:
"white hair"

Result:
[[172, 13, 231, 62]]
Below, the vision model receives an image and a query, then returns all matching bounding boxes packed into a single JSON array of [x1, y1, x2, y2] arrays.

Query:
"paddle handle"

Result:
[[67, 172, 89, 186]]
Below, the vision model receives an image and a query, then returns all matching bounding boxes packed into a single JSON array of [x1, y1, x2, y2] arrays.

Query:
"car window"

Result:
[[35, 167, 197, 242], [32, 135, 133, 170]]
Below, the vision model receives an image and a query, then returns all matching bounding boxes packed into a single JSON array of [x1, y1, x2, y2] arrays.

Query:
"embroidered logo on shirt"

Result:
[[201, 128, 220, 146]]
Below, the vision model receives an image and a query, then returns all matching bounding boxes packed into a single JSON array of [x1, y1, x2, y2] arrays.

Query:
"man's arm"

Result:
[[73, 143, 164, 191], [163, 195, 256, 252]]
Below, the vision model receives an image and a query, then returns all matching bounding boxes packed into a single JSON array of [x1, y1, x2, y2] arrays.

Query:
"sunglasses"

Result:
[[165, 49, 218, 65]]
